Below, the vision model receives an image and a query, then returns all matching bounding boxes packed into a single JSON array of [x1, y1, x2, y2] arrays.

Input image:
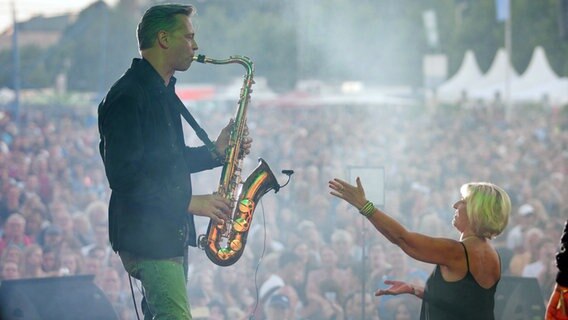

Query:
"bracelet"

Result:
[[359, 200, 375, 217]]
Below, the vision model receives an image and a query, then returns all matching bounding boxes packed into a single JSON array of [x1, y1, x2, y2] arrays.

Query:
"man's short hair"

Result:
[[137, 4, 194, 50]]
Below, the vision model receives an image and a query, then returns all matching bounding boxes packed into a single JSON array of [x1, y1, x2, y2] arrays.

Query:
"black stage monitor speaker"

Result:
[[0, 275, 119, 320], [495, 276, 545, 320]]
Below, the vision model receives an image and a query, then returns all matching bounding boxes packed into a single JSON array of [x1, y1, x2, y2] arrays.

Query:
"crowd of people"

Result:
[[0, 98, 566, 319]]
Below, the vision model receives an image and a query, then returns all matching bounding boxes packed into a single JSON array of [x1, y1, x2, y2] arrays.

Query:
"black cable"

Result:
[[248, 199, 268, 320], [128, 274, 142, 320]]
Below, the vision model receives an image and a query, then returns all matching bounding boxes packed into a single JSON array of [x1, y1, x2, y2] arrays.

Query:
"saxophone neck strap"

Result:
[[174, 99, 225, 163]]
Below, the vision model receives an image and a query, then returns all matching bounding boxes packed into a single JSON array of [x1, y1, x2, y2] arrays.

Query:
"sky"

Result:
[[0, 0, 118, 32]]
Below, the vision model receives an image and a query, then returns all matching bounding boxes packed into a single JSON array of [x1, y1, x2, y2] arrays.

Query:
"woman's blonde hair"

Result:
[[460, 182, 511, 238]]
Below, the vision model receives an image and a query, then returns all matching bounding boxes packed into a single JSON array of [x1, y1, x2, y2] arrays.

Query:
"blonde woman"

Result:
[[329, 179, 510, 320]]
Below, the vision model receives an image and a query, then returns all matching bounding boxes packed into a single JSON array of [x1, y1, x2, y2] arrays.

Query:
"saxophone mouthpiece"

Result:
[[193, 54, 206, 63]]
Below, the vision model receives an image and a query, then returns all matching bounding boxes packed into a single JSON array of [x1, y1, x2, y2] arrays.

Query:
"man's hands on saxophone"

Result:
[[188, 194, 232, 225], [214, 118, 253, 159], [189, 118, 252, 225]]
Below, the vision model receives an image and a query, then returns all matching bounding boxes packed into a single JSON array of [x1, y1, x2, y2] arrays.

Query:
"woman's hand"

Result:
[[329, 177, 369, 210], [375, 280, 414, 296]]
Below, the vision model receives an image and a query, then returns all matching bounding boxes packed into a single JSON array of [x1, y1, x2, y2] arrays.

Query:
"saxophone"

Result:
[[193, 54, 280, 267]]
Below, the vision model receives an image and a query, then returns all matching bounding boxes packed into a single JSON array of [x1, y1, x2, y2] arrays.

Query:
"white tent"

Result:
[[436, 46, 567, 105], [469, 48, 519, 101], [510, 47, 568, 105], [514, 47, 559, 89], [515, 77, 568, 105], [436, 50, 483, 102]]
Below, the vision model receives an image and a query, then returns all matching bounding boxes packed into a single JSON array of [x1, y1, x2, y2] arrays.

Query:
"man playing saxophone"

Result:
[[97, 4, 251, 319]]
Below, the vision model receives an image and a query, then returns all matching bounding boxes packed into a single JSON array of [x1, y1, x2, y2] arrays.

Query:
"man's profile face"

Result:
[[167, 14, 198, 72]]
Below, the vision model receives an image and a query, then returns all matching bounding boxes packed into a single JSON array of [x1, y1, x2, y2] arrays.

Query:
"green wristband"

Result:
[[359, 200, 375, 217]]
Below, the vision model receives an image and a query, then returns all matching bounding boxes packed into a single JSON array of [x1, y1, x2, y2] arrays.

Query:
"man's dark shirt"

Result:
[[98, 58, 222, 259], [557, 220, 568, 287]]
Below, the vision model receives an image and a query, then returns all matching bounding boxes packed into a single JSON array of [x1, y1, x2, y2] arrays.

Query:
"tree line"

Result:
[[1, 0, 567, 94]]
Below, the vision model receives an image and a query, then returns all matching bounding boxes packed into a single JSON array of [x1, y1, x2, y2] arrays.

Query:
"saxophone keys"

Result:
[[230, 239, 243, 251], [239, 198, 254, 213], [217, 247, 231, 260], [233, 217, 249, 232]]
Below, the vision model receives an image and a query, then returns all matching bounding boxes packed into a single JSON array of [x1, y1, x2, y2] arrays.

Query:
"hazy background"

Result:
[[2, 0, 567, 96], [0, 2, 566, 320]]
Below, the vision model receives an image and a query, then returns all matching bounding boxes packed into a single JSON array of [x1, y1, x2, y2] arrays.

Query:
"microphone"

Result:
[[281, 170, 294, 176], [277, 170, 294, 189]]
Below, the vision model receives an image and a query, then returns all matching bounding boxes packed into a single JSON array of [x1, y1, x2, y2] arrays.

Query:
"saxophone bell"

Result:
[[194, 54, 286, 266]]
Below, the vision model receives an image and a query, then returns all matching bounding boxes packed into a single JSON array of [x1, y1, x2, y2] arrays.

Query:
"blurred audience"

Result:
[[0, 100, 566, 319]]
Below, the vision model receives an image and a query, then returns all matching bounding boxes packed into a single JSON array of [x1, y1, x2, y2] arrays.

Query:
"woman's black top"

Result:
[[420, 242, 498, 320]]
